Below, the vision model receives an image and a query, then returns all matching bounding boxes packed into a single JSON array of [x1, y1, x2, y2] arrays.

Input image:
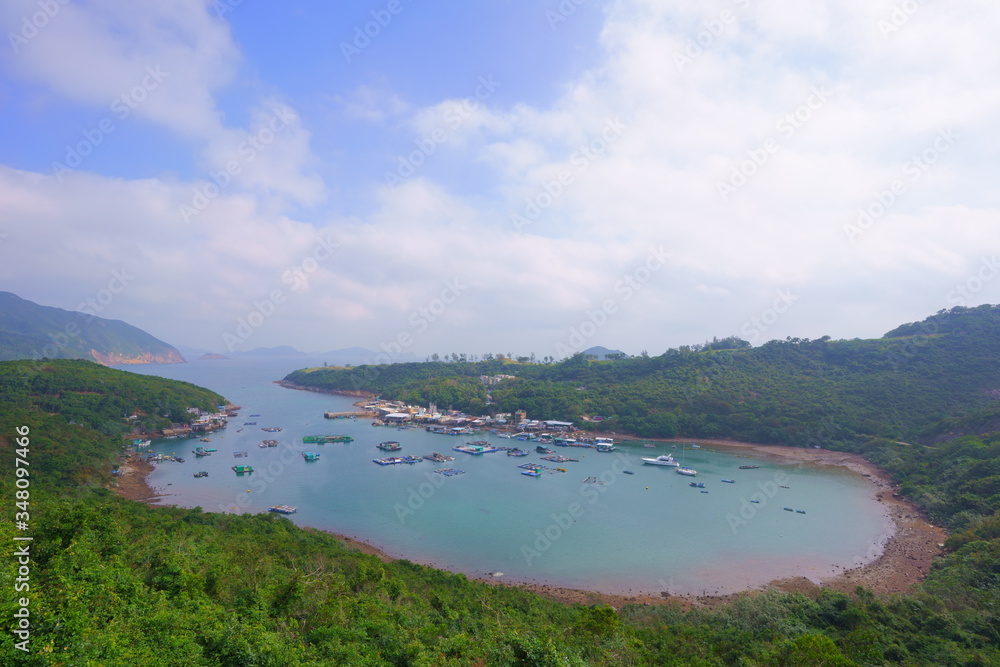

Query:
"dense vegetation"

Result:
[[4, 313, 1000, 662], [0, 291, 184, 364], [285, 305, 1000, 450]]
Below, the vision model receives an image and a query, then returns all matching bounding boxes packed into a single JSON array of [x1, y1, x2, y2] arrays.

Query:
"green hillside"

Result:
[[284, 304, 1000, 450], [0, 291, 185, 365], [4, 349, 1000, 663]]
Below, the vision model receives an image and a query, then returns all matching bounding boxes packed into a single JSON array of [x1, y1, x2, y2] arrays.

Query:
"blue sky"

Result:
[[1, 0, 999, 360]]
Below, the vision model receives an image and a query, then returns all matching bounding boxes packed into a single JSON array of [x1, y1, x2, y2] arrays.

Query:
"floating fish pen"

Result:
[[517, 463, 565, 475], [233, 451, 249, 458], [423, 452, 456, 462], [377, 441, 402, 451], [232, 465, 254, 474], [433, 468, 465, 476], [521, 470, 541, 477], [268, 505, 297, 514], [506, 448, 530, 457], [452, 444, 502, 455], [540, 454, 578, 463], [372, 456, 421, 466], [303, 435, 354, 443]]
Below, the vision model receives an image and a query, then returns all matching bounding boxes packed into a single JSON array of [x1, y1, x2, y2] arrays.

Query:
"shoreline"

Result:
[[111, 435, 946, 609]]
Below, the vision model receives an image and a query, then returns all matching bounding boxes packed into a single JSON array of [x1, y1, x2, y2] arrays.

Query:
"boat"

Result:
[[377, 441, 402, 451], [200, 438, 211, 442], [193, 471, 208, 478], [780, 485, 790, 489], [203, 447, 217, 452], [796, 509, 807, 514], [507, 448, 530, 457], [535, 445, 553, 454], [174, 457, 185, 463], [232, 465, 254, 474], [675, 467, 698, 477], [268, 505, 297, 514], [750, 499, 760, 503], [302, 452, 320, 461], [739, 465, 759, 469], [521, 470, 541, 477], [623, 470, 634, 475], [783, 507, 794, 512], [643, 443, 656, 448], [642, 454, 679, 467], [595, 444, 616, 452], [721, 479, 735, 483], [700, 490, 709, 493], [689, 482, 705, 488]]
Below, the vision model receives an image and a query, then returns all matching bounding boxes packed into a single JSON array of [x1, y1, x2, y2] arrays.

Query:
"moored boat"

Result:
[[675, 467, 697, 476], [268, 505, 297, 514], [642, 455, 679, 467]]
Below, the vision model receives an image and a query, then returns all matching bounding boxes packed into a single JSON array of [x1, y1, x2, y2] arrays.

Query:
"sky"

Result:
[[1, 0, 998, 360]]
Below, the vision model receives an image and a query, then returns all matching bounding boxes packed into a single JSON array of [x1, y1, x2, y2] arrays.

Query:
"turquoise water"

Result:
[[122, 358, 891, 596]]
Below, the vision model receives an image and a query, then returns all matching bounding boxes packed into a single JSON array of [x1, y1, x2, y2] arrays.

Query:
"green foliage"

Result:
[[6, 316, 1000, 663], [286, 305, 1000, 449]]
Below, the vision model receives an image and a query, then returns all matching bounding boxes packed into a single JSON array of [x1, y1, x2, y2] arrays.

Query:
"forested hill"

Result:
[[284, 304, 1000, 450], [4, 354, 1000, 662], [0, 291, 185, 365], [0, 359, 224, 492]]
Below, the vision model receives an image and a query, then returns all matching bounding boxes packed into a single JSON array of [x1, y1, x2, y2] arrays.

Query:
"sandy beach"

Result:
[[112, 436, 946, 609]]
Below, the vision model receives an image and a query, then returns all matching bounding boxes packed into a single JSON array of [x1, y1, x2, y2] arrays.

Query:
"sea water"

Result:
[[121, 357, 891, 596]]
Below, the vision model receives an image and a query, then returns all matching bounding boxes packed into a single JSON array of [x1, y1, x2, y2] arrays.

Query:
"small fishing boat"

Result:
[[268, 505, 297, 514], [721, 479, 735, 483], [783, 507, 794, 512], [689, 482, 705, 488], [623, 470, 634, 475], [796, 509, 807, 514], [675, 467, 697, 477], [535, 445, 553, 454], [739, 465, 759, 469]]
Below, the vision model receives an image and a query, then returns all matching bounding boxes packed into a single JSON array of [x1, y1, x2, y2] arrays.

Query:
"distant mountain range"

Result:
[[0, 292, 184, 365]]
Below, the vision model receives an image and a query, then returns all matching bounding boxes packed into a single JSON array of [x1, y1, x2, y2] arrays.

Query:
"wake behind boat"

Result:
[[642, 454, 679, 467]]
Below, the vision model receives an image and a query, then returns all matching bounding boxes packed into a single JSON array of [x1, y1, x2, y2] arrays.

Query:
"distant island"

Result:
[[0, 291, 184, 366]]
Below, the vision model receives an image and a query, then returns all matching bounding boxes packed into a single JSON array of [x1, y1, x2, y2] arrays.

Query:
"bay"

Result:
[[121, 357, 892, 596]]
